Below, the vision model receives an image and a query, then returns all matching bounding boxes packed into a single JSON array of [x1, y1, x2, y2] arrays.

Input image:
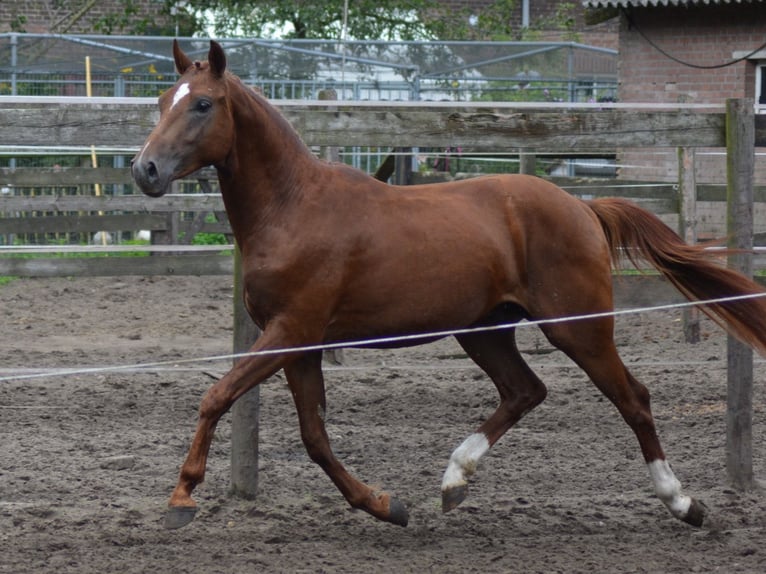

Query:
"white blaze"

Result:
[[134, 135, 152, 167], [171, 82, 190, 110]]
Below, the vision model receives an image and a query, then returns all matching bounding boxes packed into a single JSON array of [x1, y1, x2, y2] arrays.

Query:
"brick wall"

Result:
[[427, 0, 617, 47], [0, 0, 173, 35], [617, 6, 763, 104], [439, 0, 601, 30], [615, 4, 766, 235]]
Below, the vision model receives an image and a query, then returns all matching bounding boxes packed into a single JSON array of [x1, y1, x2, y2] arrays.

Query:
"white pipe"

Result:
[[522, 0, 530, 28]]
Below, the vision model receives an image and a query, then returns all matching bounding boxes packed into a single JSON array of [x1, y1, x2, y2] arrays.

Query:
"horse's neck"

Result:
[[230, 84, 315, 184], [218, 83, 319, 244]]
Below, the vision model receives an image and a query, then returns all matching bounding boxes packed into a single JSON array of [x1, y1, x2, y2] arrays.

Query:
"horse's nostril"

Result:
[[147, 161, 158, 179]]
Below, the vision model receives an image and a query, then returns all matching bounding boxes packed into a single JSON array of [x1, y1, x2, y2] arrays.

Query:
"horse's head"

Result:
[[132, 40, 234, 197]]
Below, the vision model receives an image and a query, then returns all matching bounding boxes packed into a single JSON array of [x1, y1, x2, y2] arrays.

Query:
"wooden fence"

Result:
[[1, 98, 766, 277], [1, 96, 764, 492], [0, 167, 233, 276]]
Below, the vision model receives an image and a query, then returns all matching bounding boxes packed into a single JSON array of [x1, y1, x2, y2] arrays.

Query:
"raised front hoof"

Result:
[[387, 497, 410, 527], [682, 498, 707, 528], [442, 484, 468, 514], [164, 506, 198, 530]]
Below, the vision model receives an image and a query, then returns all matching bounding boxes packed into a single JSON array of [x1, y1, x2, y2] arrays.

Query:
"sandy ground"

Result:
[[2, 275, 766, 573]]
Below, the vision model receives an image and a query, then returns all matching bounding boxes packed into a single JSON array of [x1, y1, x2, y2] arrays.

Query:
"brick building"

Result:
[[0, 0, 176, 35], [584, 0, 766, 108], [440, 0, 618, 47], [583, 0, 766, 236]]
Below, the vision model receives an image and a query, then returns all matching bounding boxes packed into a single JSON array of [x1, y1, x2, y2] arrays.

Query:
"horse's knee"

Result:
[[629, 376, 651, 408], [198, 386, 228, 420]]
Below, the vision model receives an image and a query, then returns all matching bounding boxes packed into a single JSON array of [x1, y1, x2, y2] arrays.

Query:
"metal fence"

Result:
[[0, 35, 619, 246], [0, 34, 617, 102]]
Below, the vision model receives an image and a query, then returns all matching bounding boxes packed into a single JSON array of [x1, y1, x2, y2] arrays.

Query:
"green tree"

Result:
[[170, 0, 454, 40], [168, 0, 578, 41]]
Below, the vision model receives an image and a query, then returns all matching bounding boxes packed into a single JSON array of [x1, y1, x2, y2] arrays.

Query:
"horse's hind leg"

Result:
[[541, 315, 707, 526], [442, 328, 547, 512], [283, 351, 409, 526]]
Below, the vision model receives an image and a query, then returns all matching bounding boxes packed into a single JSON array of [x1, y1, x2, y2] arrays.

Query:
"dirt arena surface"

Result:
[[2, 275, 766, 573]]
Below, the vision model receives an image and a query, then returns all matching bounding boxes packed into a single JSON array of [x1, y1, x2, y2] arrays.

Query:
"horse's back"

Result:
[[419, 173, 614, 318], [331, 168, 611, 288], [398, 173, 606, 263], [319, 171, 612, 339]]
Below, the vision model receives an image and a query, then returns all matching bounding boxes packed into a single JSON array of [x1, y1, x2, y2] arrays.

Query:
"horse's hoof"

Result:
[[683, 498, 707, 527], [388, 497, 409, 527], [442, 484, 468, 513], [164, 506, 198, 530]]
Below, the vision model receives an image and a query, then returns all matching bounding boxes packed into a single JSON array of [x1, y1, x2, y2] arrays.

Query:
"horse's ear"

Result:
[[173, 39, 193, 75], [208, 41, 227, 78]]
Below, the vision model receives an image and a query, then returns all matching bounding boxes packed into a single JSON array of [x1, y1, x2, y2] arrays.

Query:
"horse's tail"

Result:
[[587, 197, 766, 355]]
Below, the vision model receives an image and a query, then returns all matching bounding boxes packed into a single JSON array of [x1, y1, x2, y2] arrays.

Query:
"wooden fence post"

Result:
[[318, 89, 340, 165], [317, 88, 344, 365], [393, 148, 413, 185], [519, 150, 537, 175], [230, 245, 261, 499], [725, 98, 755, 490], [678, 147, 700, 343]]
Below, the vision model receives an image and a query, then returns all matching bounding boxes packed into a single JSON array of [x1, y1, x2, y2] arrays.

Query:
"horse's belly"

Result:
[[327, 258, 518, 344]]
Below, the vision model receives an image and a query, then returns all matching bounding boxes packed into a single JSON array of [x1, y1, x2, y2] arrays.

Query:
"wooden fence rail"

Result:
[[1, 97, 762, 492], [0, 98, 738, 148], [1, 101, 765, 277], [0, 99, 749, 279]]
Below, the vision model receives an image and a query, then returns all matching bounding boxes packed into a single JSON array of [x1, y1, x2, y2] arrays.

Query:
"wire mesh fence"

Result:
[[0, 34, 617, 102], [0, 34, 618, 247]]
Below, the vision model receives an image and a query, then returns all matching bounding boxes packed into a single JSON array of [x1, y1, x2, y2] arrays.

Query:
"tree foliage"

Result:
[[167, 0, 578, 41], [6, 0, 577, 40], [170, 0, 443, 40]]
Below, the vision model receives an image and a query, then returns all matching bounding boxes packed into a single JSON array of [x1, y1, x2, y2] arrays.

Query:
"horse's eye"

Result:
[[195, 99, 212, 113]]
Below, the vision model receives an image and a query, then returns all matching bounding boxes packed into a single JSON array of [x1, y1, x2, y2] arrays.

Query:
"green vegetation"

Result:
[[167, 0, 577, 41], [191, 232, 229, 246]]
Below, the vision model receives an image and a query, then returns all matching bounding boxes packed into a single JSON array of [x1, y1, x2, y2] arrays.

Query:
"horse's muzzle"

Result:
[[131, 157, 169, 198]]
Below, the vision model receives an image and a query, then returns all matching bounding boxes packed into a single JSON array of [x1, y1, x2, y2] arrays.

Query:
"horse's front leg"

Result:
[[284, 351, 409, 526], [164, 335, 289, 529]]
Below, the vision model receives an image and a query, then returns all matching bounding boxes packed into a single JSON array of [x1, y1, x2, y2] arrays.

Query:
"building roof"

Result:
[[583, 0, 764, 7]]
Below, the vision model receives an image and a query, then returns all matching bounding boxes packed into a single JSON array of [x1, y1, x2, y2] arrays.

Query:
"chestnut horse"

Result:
[[132, 40, 766, 530]]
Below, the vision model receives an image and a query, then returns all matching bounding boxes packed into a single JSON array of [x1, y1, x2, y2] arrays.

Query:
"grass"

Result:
[[0, 238, 153, 286]]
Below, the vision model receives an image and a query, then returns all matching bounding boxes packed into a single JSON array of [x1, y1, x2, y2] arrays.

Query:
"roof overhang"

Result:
[[582, 0, 766, 24]]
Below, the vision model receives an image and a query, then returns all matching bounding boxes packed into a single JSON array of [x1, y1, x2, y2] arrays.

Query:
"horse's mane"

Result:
[[225, 71, 309, 148], [227, 72, 263, 101], [224, 73, 272, 113]]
